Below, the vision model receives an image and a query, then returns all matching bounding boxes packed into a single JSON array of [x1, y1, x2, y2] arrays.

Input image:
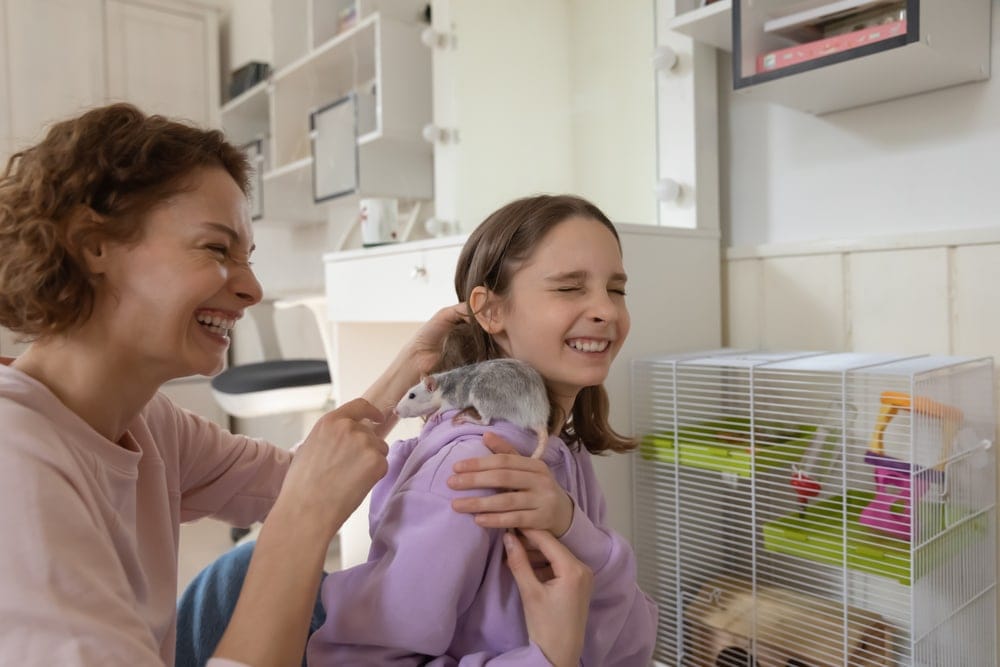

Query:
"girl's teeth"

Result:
[[569, 340, 608, 352]]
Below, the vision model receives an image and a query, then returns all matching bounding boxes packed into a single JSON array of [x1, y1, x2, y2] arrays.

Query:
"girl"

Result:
[[307, 194, 658, 665]]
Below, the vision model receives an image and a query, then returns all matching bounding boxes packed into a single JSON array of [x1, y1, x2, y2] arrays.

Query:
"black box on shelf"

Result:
[[228, 61, 270, 101]]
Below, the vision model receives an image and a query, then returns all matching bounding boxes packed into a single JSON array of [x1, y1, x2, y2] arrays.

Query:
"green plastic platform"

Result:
[[640, 417, 818, 478], [763, 490, 987, 586]]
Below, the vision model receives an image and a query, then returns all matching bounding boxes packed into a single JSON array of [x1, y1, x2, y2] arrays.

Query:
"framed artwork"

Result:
[[310, 94, 359, 202]]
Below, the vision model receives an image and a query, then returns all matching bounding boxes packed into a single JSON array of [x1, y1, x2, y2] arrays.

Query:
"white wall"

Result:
[[723, 6, 1000, 248], [223, 0, 270, 69]]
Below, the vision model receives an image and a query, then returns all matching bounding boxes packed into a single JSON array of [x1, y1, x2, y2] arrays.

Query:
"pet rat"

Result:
[[394, 358, 551, 459]]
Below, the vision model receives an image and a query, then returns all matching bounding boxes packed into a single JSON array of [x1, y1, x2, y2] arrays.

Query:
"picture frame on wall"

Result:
[[310, 93, 359, 203], [240, 138, 264, 220]]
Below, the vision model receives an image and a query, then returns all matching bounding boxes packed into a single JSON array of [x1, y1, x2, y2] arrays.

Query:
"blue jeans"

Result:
[[175, 541, 327, 667]]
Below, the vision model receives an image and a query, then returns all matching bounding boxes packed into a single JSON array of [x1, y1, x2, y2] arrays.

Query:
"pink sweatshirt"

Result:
[[0, 360, 291, 666]]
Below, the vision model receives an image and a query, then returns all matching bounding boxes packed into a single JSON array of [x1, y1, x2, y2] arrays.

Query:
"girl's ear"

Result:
[[469, 285, 505, 334]]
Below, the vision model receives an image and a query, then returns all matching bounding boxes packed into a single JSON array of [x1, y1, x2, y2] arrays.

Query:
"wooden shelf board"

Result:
[[220, 80, 270, 144], [261, 157, 325, 225]]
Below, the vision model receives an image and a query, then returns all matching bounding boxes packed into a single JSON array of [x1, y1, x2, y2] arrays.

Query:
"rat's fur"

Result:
[[394, 359, 550, 458]]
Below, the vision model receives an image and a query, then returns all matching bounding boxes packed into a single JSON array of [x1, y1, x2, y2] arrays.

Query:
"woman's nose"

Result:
[[232, 263, 263, 305]]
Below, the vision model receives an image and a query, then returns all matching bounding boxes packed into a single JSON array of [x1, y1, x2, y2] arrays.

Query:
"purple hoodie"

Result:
[[306, 409, 657, 665]]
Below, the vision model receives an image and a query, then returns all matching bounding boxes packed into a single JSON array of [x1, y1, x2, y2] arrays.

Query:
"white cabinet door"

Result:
[[4, 0, 106, 152], [430, 0, 574, 233], [105, 0, 219, 126]]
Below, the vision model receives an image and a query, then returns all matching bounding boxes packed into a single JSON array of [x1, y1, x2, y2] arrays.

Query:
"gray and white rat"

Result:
[[394, 358, 551, 459]]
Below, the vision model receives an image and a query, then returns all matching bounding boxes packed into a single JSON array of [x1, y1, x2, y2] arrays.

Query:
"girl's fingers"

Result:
[[482, 432, 521, 455], [452, 491, 533, 514], [448, 466, 543, 490], [452, 453, 540, 474]]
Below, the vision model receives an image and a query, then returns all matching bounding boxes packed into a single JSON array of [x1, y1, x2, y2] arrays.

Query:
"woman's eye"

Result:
[[207, 244, 228, 256], [610, 288, 627, 296], [557, 286, 581, 292]]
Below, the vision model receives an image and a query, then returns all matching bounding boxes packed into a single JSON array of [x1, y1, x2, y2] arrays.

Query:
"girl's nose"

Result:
[[588, 291, 617, 323]]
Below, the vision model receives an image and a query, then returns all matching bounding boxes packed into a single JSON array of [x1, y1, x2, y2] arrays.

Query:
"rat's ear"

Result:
[[423, 375, 438, 392], [469, 285, 505, 334]]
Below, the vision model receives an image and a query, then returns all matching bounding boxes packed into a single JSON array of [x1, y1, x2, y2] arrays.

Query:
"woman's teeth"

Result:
[[196, 313, 235, 336], [567, 339, 609, 352]]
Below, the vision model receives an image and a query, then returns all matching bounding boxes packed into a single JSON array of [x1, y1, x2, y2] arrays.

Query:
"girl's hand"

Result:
[[399, 302, 468, 377], [505, 528, 592, 667], [448, 432, 574, 537], [276, 398, 389, 540]]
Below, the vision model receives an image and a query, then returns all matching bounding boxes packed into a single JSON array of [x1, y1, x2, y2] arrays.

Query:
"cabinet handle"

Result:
[[411, 266, 427, 279]]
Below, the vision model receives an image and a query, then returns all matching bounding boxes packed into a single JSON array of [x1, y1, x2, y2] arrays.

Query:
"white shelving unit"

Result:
[[667, 0, 992, 114], [668, 0, 733, 52], [219, 0, 431, 226]]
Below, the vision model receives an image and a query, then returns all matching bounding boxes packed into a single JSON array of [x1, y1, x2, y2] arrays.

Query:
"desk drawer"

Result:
[[326, 244, 462, 322]]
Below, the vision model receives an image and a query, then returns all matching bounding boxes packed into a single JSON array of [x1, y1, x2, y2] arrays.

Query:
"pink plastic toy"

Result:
[[858, 392, 961, 541]]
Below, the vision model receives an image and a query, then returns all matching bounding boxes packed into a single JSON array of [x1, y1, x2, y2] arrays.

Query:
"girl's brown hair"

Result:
[[0, 102, 250, 340], [434, 194, 636, 455]]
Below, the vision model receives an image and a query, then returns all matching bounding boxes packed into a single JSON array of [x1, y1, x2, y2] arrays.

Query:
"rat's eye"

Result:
[[408, 392, 416, 399]]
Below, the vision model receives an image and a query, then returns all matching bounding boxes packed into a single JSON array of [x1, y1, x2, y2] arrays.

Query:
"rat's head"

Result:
[[394, 374, 442, 418]]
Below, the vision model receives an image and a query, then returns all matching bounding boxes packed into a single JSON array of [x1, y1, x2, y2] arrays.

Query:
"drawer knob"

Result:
[[411, 265, 428, 279]]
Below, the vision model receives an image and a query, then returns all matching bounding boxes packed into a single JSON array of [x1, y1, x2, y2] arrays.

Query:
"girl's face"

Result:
[[90, 166, 262, 383], [488, 216, 630, 413]]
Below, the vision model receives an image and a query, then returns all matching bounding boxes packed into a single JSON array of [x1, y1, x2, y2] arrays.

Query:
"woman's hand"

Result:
[[448, 432, 574, 537], [275, 398, 388, 540], [505, 528, 592, 667]]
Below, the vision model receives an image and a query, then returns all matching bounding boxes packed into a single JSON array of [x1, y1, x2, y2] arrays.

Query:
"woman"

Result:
[[0, 103, 592, 667]]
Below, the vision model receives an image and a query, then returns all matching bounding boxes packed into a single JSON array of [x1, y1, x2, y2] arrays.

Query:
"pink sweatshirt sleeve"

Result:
[[147, 394, 292, 526]]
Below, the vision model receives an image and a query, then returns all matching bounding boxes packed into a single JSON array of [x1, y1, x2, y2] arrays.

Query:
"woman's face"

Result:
[[488, 216, 630, 413], [91, 166, 262, 382]]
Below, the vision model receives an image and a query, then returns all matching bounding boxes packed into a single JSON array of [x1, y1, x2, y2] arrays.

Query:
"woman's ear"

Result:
[[66, 206, 109, 275], [469, 285, 504, 334]]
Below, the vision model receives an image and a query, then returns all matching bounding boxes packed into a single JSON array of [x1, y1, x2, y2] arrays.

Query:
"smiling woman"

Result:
[[0, 103, 598, 667], [0, 103, 393, 666]]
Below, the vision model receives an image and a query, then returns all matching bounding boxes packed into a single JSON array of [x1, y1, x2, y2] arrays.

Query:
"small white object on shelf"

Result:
[[420, 26, 455, 49], [655, 178, 682, 203], [652, 45, 679, 72]]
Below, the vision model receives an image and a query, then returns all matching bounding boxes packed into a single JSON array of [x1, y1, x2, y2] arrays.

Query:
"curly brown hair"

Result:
[[433, 194, 637, 455], [0, 102, 250, 340]]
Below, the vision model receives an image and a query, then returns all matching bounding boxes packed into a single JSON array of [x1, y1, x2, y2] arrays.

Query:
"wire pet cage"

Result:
[[632, 351, 996, 667]]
